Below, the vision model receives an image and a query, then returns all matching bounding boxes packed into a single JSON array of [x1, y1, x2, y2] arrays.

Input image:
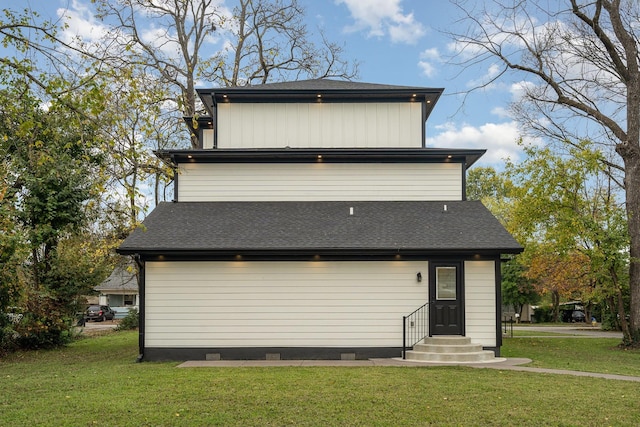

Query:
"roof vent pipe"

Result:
[[443, 204, 448, 212], [349, 207, 354, 216]]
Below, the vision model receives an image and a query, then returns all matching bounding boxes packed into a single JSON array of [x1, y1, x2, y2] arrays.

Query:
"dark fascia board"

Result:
[[155, 148, 486, 168], [117, 248, 521, 261], [196, 87, 444, 121]]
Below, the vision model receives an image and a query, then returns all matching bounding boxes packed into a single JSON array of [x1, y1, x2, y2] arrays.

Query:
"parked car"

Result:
[[85, 305, 116, 322], [571, 310, 586, 323]]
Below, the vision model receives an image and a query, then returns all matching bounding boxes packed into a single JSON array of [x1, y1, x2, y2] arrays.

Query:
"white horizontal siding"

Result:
[[217, 102, 423, 148], [145, 261, 427, 348], [464, 261, 497, 347], [177, 163, 462, 201]]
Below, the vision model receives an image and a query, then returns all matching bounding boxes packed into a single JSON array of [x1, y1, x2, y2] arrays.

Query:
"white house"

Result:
[[117, 79, 522, 361], [94, 262, 139, 318]]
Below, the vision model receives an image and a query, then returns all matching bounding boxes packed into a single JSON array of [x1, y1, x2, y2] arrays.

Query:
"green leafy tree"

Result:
[[0, 161, 27, 353], [448, 0, 640, 345], [502, 257, 539, 320], [0, 7, 139, 351], [506, 142, 629, 335], [0, 77, 110, 348], [466, 165, 515, 226], [100, 66, 177, 225]]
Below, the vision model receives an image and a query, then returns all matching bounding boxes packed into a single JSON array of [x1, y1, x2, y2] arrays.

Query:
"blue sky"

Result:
[[14, 0, 531, 167]]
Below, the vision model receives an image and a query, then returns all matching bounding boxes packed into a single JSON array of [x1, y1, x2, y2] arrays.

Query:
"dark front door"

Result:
[[429, 262, 463, 335]]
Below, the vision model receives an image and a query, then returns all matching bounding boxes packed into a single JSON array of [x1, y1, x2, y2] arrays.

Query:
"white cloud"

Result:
[[426, 121, 531, 167], [490, 106, 510, 118], [464, 63, 506, 90], [418, 47, 441, 78], [57, 0, 109, 45], [509, 80, 535, 99], [336, 0, 426, 44], [418, 61, 436, 78]]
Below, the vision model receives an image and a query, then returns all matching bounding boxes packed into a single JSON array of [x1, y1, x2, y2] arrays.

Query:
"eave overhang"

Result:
[[117, 248, 523, 261], [156, 148, 486, 168], [196, 85, 443, 122]]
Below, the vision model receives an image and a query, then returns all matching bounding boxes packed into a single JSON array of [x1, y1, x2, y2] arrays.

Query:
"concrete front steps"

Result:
[[404, 336, 500, 363]]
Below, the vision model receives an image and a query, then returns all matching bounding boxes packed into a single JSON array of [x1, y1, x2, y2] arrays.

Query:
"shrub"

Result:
[[532, 305, 554, 323], [0, 312, 18, 355], [116, 308, 138, 331]]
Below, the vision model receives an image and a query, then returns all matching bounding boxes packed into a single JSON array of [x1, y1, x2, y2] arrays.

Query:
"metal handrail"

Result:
[[502, 316, 514, 338], [402, 302, 429, 359]]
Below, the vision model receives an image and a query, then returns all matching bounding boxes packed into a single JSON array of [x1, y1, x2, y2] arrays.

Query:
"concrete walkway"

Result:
[[178, 357, 640, 382], [178, 358, 519, 368], [178, 327, 640, 382], [511, 325, 623, 338]]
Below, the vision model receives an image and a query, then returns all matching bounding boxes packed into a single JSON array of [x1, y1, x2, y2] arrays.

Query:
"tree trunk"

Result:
[[622, 151, 640, 343], [609, 0, 640, 345], [609, 260, 630, 339], [552, 290, 560, 322]]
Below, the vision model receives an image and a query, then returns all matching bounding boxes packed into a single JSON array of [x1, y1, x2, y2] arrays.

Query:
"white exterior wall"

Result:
[[464, 260, 497, 347], [178, 163, 462, 201], [145, 261, 427, 348], [202, 129, 214, 149], [216, 102, 423, 148]]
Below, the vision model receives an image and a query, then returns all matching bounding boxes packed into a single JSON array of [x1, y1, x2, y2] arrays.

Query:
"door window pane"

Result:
[[436, 266, 456, 300]]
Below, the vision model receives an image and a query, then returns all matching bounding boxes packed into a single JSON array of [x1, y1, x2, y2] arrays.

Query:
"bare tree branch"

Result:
[[446, 0, 640, 343]]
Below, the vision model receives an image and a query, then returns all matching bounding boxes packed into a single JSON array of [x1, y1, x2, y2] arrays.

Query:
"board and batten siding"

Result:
[[216, 102, 423, 148], [144, 261, 427, 348], [177, 163, 462, 201], [464, 260, 497, 347]]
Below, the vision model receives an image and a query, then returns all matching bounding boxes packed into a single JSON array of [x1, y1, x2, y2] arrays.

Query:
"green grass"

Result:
[[1, 331, 640, 426], [510, 330, 575, 337], [503, 336, 640, 376]]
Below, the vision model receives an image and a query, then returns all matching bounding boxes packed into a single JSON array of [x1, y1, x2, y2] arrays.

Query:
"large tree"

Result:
[[501, 257, 539, 321], [0, 76, 112, 348], [507, 142, 629, 333], [93, 0, 358, 148], [219, 0, 358, 86], [99, 66, 178, 226], [0, 8, 117, 349], [448, 0, 640, 345]]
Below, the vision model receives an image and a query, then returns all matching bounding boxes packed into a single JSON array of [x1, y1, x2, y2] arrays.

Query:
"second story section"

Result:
[[159, 149, 484, 202], [192, 79, 443, 149]]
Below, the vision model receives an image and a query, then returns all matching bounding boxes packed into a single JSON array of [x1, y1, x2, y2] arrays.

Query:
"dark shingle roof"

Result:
[[211, 79, 434, 91], [95, 264, 137, 292], [117, 201, 522, 256]]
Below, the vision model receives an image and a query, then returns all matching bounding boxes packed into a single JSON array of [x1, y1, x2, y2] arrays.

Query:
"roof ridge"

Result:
[[203, 78, 441, 91]]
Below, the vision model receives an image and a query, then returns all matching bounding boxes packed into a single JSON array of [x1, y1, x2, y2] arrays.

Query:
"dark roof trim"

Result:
[[183, 116, 213, 134], [156, 148, 486, 167], [196, 79, 443, 120], [119, 248, 519, 259]]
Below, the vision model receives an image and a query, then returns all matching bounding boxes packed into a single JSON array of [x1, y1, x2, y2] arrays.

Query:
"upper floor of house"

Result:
[[161, 79, 486, 203], [188, 79, 443, 150]]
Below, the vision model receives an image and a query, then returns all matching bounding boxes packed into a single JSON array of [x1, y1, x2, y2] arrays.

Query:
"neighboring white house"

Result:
[[95, 262, 139, 318], [118, 79, 522, 361]]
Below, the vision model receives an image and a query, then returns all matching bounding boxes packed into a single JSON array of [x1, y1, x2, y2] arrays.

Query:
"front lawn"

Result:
[[503, 336, 640, 376], [1, 331, 639, 426]]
